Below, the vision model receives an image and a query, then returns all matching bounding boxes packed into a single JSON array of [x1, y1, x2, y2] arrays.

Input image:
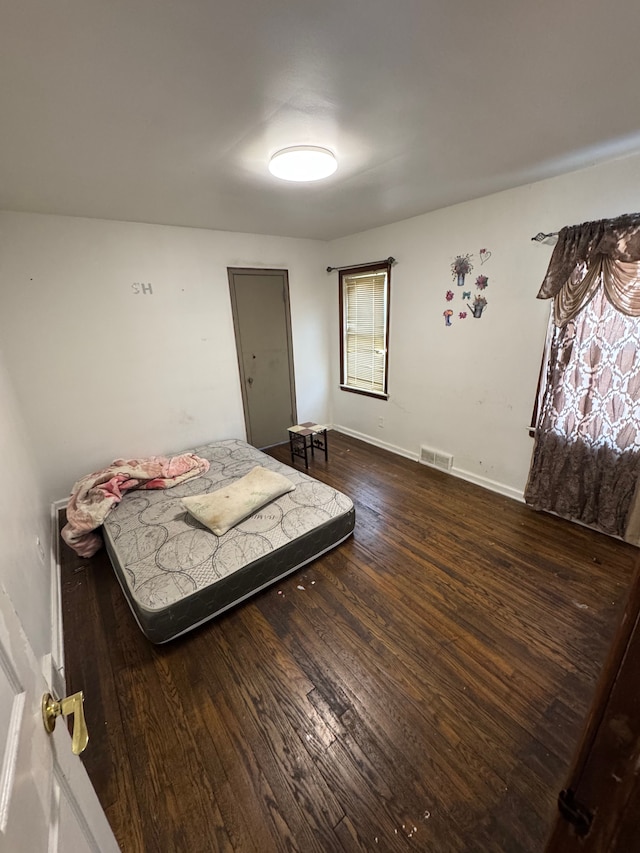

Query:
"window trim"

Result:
[[528, 305, 554, 437], [339, 261, 391, 400]]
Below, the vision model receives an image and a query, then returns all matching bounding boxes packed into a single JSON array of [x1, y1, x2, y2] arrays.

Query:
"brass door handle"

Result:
[[42, 691, 89, 755]]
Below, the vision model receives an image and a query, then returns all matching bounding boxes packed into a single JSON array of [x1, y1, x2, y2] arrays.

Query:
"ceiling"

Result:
[[2, 0, 640, 241]]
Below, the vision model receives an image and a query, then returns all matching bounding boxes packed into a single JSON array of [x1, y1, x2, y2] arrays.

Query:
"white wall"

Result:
[[2, 152, 639, 507], [0, 213, 329, 501], [328, 153, 640, 497], [0, 349, 51, 660]]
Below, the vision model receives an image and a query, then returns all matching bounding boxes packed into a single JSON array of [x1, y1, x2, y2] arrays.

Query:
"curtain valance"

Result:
[[537, 213, 640, 325]]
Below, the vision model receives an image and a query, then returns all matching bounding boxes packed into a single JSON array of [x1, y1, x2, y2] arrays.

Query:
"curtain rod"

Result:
[[532, 213, 640, 244], [326, 256, 395, 273]]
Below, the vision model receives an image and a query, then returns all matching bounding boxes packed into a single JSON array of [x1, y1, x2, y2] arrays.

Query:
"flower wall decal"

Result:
[[472, 294, 487, 318], [442, 248, 493, 326], [451, 254, 473, 286]]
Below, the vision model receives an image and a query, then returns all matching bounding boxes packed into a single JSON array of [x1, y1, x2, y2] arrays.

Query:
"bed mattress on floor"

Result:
[[102, 439, 355, 643]]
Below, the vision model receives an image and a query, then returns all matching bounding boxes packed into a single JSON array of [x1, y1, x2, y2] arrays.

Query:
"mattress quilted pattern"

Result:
[[103, 439, 353, 614]]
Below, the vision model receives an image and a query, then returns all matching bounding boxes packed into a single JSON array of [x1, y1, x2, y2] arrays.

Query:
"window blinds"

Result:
[[343, 268, 388, 395]]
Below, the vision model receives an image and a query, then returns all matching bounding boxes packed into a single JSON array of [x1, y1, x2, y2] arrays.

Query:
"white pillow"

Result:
[[181, 466, 295, 536]]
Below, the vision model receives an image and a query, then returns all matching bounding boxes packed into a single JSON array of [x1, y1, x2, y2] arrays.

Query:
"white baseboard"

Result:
[[333, 424, 420, 462], [332, 424, 524, 503], [447, 466, 524, 503]]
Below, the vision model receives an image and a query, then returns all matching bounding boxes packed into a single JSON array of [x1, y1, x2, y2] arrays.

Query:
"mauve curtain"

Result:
[[525, 214, 640, 544]]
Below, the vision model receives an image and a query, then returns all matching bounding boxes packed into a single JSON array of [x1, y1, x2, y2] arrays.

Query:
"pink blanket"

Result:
[[61, 454, 210, 558]]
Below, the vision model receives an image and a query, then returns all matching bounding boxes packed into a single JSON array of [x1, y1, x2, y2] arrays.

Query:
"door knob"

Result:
[[247, 376, 254, 386], [42, 691, 89, 755]]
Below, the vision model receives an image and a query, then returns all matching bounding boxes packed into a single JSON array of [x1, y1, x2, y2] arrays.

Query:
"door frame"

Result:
[[227, 267, 297, 446], [544, 552, 640, 850]]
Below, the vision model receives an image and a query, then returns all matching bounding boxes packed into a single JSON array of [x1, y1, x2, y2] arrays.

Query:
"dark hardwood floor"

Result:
[[60, 432, 636, 853]]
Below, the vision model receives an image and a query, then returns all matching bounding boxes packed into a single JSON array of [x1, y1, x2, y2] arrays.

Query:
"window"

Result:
[[528, 307, 553, 438], [339, 262, 390, 399], [524, 213, 640, 542]]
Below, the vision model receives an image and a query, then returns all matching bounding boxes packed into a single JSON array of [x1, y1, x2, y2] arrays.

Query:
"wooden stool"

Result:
[[288, 422, 329, 469]]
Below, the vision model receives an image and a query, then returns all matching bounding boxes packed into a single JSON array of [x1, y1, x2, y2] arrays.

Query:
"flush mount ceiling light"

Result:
[[268, 146, 337, 182]]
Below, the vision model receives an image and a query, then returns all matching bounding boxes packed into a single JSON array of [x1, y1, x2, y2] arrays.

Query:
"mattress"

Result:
[[102, 439, 355, 643]]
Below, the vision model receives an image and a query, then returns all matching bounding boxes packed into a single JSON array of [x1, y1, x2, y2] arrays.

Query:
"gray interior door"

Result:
[[228, 268, 297, 448]]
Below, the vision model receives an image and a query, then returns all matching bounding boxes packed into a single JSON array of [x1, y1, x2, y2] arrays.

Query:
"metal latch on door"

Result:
[[42, 691, 89, 755], [557, 788, 593, 836]]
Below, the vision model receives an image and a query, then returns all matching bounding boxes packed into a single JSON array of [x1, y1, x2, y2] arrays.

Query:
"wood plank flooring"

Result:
[[59, 432, 637, 852]]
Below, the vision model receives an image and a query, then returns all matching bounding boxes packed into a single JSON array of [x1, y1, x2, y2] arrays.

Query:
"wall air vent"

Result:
[[419, 446, 453, 472]]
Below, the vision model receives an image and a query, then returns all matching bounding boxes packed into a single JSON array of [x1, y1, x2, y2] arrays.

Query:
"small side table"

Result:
[[288, 422, 329, 469]]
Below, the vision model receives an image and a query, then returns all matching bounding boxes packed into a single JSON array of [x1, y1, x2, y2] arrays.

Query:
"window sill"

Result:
[[340, 385, 389, 401]]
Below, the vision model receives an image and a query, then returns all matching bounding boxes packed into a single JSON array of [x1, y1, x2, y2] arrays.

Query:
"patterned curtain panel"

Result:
[[525, 214, 640, 543]]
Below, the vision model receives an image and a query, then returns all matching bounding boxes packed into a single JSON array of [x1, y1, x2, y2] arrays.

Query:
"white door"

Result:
[[0, 582, 119, 853]]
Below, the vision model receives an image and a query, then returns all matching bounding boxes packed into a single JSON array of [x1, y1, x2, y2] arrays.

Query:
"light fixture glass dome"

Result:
[[269, 146, 337, 182]]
